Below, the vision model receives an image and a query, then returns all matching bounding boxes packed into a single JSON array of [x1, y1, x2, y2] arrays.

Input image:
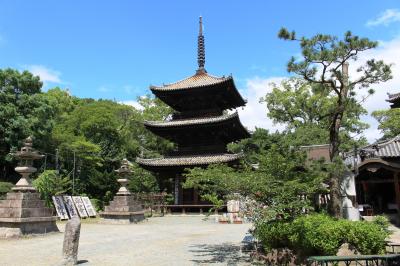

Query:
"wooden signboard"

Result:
[[52, 196, 69, 220], [72, 196, 88, 218], [63, 196, 79, 218], [81, 196, 97, 217]]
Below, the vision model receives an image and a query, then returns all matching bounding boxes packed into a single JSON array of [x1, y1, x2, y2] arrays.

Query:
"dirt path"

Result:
[[0, 216, 252, 266]]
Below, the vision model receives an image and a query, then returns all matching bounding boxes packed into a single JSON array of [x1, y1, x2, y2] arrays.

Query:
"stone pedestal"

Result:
[[0, 191, 59, 238], [100, 195, 144, 224]]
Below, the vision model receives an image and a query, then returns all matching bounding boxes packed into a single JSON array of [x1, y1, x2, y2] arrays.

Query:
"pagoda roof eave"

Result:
[[136, 153, 243, 168], [149, 73, 246, 110], [144, 112, 242, 128], [387, 92, 400, 103]]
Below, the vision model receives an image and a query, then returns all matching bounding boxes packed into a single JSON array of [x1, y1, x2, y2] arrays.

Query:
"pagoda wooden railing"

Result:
[[131, 193, 227, 215]]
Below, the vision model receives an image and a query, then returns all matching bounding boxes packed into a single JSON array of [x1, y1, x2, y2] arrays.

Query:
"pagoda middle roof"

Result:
[[144, 112, 242, 128], [150, 72, 231, 91]]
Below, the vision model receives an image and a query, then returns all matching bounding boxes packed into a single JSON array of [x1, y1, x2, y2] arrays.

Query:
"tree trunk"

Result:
[[328, 62, 349, 219], [328, 112, 343, 219]]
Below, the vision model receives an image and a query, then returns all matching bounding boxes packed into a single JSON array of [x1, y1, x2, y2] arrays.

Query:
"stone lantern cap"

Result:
[[115, 159, 132, 176], [13, 136, 44, 161]]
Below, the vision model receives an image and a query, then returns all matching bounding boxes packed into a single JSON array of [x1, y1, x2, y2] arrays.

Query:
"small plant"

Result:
[[0, 181, 13, 199]]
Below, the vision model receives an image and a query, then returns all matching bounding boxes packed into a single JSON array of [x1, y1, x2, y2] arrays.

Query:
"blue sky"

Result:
[[1, 1, 400, 142]]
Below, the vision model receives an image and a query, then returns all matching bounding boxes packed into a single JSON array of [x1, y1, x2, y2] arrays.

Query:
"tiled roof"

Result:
[[150, 72, 231, 91], [386, 92, 400, 103], [359, 135, 400, 159], [136, 153, 242, 167], [144, 112, 240, 128]]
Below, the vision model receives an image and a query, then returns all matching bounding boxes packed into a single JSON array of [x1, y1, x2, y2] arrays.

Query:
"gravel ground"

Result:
[[0, 216, 253, 266]]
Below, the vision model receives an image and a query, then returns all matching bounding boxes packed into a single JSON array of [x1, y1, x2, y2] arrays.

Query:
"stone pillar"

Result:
[[341, 170, 360, 221], [60, 217, 81, 265]]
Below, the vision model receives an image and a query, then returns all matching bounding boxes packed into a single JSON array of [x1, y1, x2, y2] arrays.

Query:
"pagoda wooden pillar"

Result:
[[394, 172, 400, 222], [174, 175, 180, 205], [193, 188, 199, 205]]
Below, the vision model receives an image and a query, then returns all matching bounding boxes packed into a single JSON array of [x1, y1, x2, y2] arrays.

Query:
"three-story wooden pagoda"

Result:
[[137, 17, 250, 208]]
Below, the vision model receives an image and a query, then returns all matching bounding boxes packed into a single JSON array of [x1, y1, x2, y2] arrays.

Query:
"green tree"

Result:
[[136, 96, 174, 158], [184, 143, 325, 222], [228, 128, 284, 164], [372, 108, 400, 139], [262, 78, 369, 150], [278, 29, 392, 217], [128, 163, 159, 193], [0, 68, 54, 182]]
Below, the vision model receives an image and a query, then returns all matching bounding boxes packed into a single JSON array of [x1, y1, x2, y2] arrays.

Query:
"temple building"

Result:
[[137, 17, 250, 208], [302, 92, 400, 222], [351, 92, 400, 221]]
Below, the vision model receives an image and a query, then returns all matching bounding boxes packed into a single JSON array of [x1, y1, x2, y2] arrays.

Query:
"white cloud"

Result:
[[238, 76, 286, 132], [347, 35, 400, 142], [26, 65, 61, 83], [120, 100, 143, 110], [98, 86, 110, 92], [366, 9, 400, 27], [238, 34, 400, 143], [123, 85, 134, 94]]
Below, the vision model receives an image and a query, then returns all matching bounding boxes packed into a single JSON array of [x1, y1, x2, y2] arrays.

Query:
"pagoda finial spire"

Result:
[[197, 16, 206, 74]]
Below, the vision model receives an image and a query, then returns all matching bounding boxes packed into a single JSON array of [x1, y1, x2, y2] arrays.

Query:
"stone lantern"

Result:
[[12, 136, 43, 192], [100, 159, 144, 224], [0, 137, 59, 238], [115, 159, 132, 196]]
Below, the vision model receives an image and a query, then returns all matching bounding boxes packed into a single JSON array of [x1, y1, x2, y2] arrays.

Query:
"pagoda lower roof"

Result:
[[144, 112, 242, 128], [136, 153, 242, 167]]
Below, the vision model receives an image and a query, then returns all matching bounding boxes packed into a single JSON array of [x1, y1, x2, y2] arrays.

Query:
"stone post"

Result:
[[60, 217, 81, 266]]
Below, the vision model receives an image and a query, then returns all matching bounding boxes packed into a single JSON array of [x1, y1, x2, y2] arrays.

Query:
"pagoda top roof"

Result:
[[386, 92, 400, 103], [144, 111, 242, 128], [150, 72, 232, 92], [136, 153, 242, 167]]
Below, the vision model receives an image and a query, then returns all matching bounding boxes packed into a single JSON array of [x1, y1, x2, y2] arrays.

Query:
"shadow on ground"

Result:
[[189, 243, 251, 265]]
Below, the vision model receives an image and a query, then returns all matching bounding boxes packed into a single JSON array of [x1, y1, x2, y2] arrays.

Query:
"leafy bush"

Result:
[[90, 198, 103, 212], [33, 170, 71, 207], [0, 181, 13, 199], [255, 214, 389, 256]]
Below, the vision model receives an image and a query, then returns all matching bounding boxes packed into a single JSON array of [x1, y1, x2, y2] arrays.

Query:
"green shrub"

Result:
[[255, 214, 389, 256], [255, 220, 291, 250], [289, 214, 346, 255], [90, 198, 103, 212], [0, 181, 13, 199], [33, 170, 71, 207], [345, 218, 389, 254]]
